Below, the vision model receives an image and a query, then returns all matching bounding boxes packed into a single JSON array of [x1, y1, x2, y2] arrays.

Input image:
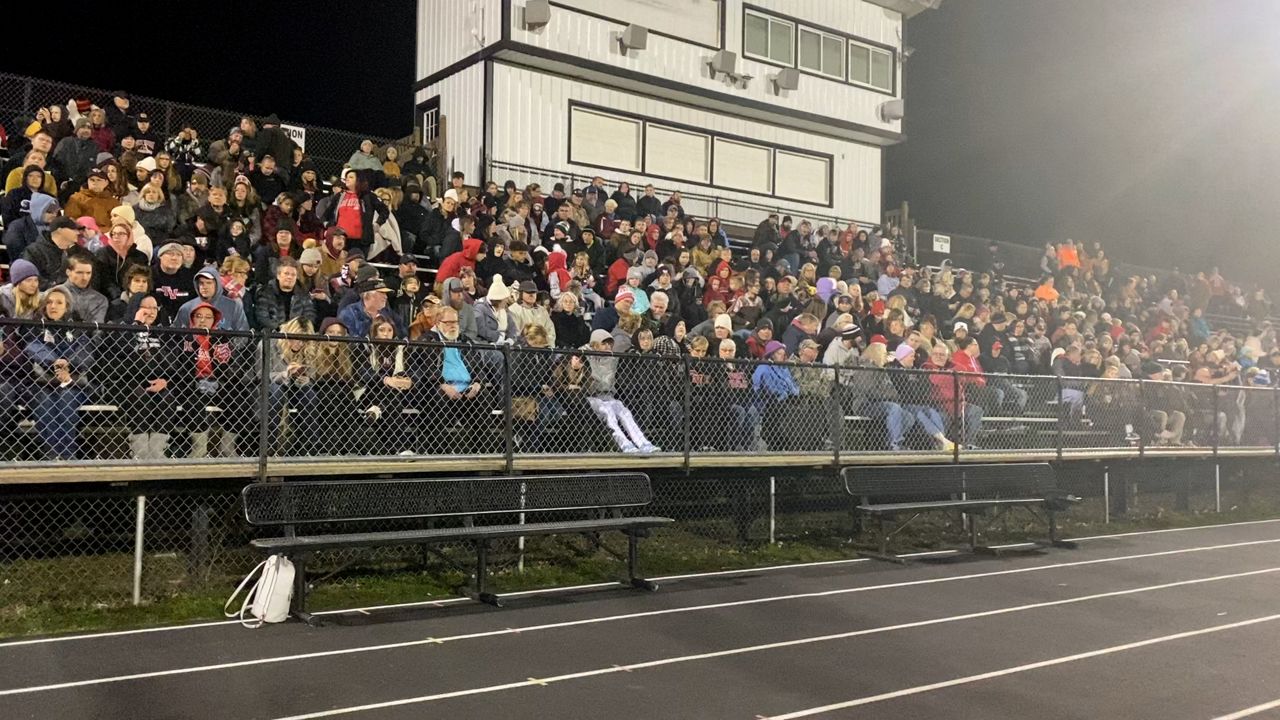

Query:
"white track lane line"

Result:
[[266, 570, 1280, 720], [1069, 517, 1280, 542], [3, 539, 1278, 697], [8, 517, 1279, 648], [764, 613, 1280, 719], [1212, 697, 1280, 720], [0, 560, 874, 648]]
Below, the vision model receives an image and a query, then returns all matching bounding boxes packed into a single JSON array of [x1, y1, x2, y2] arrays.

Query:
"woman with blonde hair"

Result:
[[0, 259, 43, 319], [268, 317, 321, 455], [312, 317, 357, 453]]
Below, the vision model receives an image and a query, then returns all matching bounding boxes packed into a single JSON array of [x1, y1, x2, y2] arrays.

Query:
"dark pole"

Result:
[[952, 370, 961, 464], [257, 331, 271, 483], [502, 344, 514, 475], [1055, 374, 1064, 462]]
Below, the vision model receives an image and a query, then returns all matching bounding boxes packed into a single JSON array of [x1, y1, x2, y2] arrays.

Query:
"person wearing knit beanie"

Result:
[[1, 258, 43, 319]]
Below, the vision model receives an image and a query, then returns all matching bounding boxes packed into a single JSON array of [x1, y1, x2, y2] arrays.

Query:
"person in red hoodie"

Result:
[[922, 339, 985, 448], [607, 247, 638, 297], [435, 237, 486, 293], [545, 246, 572, 300]]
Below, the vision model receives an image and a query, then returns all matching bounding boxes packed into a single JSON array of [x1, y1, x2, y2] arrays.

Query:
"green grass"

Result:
[[5, 493, 1280, 639]]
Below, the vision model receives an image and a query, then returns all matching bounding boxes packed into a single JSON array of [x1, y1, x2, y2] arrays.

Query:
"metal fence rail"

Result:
[[2, 318, 1278, 473]]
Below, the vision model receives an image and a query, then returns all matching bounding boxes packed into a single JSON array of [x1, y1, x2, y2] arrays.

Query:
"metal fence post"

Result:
[[951, 370, 961, 463], [257, 332, 271, 483], [1212, 384, 1221, 457], [1102, 466, 1110, 524], [1054, 374, 1064, 461], [769, 475, 777, 545], [680, 355, 692, 470], [132, 495, 147, 606], [830, 366, 842, 467], [1136, 378, 1147, 459], [1273, 386, 1280, 458], [502, 344, 514, 475]]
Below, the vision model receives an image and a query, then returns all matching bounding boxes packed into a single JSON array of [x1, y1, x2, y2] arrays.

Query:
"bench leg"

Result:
[[627, 531, 658, 592], [289, 556, 323, 627], [470, 541, 503, 607]]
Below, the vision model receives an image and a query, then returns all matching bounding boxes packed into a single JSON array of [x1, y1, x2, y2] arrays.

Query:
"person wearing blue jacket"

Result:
[[752, 340, 799, 451]]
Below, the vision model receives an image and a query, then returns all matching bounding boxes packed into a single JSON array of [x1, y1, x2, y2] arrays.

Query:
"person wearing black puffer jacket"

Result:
[[254, 257, 316, 331]]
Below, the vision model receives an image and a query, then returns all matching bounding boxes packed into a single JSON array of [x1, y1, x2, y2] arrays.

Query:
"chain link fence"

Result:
[[0, 73, 415, 184], [4, 318, 1280, 467], [5, 316, 1280, 629]]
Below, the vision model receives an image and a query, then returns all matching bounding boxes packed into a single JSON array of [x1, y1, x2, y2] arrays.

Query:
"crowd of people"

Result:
[[1, 91, 1278, 461]]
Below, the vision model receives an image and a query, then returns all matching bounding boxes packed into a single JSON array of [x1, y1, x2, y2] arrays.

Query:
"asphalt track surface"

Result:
[[5, 520, 1280, 719]]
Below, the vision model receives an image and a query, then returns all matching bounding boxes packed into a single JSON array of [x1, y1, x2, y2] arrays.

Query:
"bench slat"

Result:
[[858, 499, 1045, 514], [243, 473, 655, 526], [842, 463, 1058, 499], [250, 517, 675, 552]]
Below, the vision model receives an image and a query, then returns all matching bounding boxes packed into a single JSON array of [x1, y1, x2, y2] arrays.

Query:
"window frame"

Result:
[[741, 5, 898, 98], [742, 9, 796, 67], [798, 26, 846, 81], [849, 39, 895, 93]]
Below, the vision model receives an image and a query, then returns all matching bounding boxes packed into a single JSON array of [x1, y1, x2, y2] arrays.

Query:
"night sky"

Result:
[[7, 0, 1277, 285]]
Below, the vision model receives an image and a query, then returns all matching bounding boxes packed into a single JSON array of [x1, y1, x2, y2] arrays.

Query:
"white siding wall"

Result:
[[417, 0, 502, 79], [488, 63, 881, 223], [416, 64, 486, 182], [505, 0, 902, 136]]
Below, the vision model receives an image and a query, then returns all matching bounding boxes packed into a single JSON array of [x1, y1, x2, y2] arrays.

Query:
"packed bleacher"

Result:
[[1, 89, 1279, 462]]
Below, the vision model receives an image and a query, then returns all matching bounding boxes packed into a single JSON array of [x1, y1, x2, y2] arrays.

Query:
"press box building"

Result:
[[414, 0, 939, 228]]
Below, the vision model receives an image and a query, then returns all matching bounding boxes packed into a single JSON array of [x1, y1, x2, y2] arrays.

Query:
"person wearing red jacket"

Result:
[[434, 237, 486, 293], [606, 247, 638, 297], [922, 339, 985, 448]]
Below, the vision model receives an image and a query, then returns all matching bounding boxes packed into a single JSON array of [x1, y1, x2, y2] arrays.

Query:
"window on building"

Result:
[[418, 96, 440, 145], [849, 41, 894, 92], [646, 124, 711, 184], [713, 138, 773, 195], [569, 106, 642, 172], [744, 10, 794, 66], [799, 28, 845, 80], [774, 150, 831, 205]]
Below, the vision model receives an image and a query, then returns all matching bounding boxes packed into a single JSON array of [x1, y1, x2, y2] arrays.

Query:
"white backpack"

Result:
[[225, 555, 295, 628]]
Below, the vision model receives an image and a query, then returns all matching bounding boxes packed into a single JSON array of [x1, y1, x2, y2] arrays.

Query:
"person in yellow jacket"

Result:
[[4, 152, 58, 194]]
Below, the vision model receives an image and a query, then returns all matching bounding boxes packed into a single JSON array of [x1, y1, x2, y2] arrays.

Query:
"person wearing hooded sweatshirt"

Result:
[[111, 294, 184, 459], [440, 276, 480, 343], [435, 237, 485, 293], [92, 222, 149, 300], [1, 166, 50, 227], [2, 192, 59, 263], [581, 329, 657, 453], [174, 265, 250, 332], [179, 302, 239, 458]]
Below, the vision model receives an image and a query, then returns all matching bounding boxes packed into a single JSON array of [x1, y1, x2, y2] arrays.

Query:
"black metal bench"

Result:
[[842, 463, 1079, 560], [242, 473, 674, 623]]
